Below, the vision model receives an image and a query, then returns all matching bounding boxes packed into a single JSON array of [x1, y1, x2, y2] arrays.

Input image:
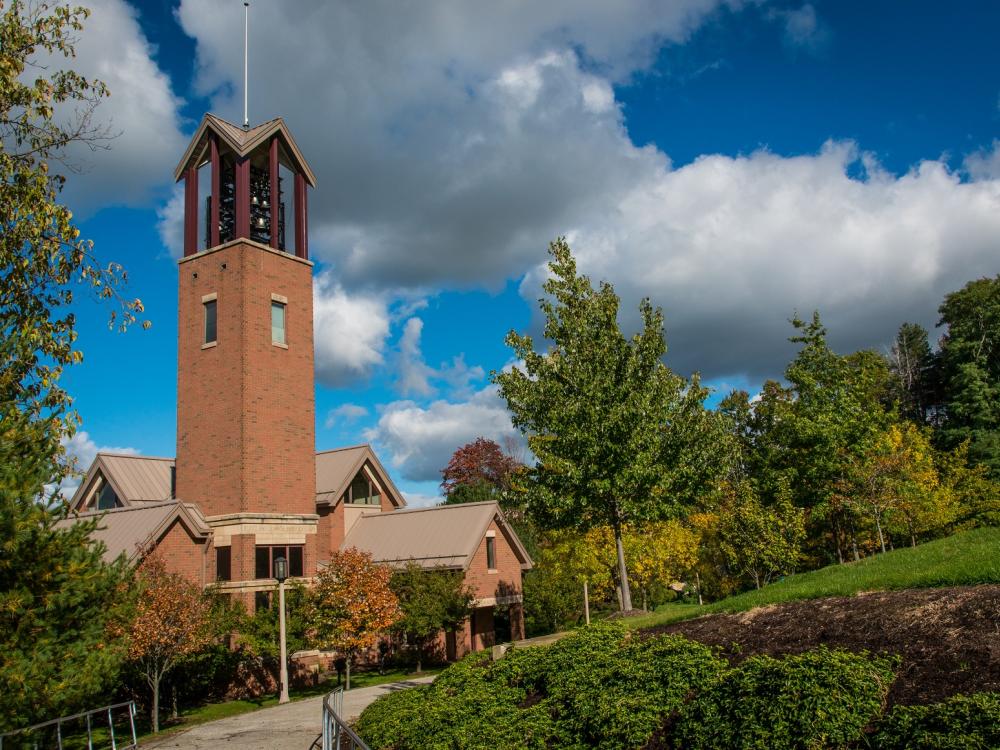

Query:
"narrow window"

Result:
[[204, 299, 217, 344], [216, 547, 231, 581], [486, 536, 496, 570], [271, 301, 286, 345], [350, 473, 370, 504], [255, 546, 270, 579], [289, 546, 304, 577], [96, 481, 119, 510]]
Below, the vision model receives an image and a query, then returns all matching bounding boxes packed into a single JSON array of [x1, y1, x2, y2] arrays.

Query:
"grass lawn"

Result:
[[627, 525, 1000, 630]]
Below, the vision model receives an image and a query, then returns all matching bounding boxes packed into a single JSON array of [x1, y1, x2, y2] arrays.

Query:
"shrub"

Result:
[[353, 684, 433, 750], [869, 692, 1000, 750], [673, 648, 896, 750]]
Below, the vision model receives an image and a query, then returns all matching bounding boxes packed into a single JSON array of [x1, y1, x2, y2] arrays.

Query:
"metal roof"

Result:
[[56, 501, 208, 564], [341, 501, 532, 571], [315, 444, 406, 508], [69, 454, 174, 510], [173, 113, 317, 186]]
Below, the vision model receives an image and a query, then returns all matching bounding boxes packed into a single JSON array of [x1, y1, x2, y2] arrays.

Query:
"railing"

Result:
[[0, 701, 137, 750], [320, 687, 370, 750]]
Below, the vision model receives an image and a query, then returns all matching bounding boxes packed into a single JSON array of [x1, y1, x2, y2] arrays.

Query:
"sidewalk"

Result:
[[143, 676, 435, 750]]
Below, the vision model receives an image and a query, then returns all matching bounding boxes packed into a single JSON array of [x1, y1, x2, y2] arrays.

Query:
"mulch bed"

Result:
[[641, 585, 1000, 707]]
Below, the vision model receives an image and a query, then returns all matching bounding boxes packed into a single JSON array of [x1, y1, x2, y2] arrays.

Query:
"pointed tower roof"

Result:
[[173, 113, 317, 186]]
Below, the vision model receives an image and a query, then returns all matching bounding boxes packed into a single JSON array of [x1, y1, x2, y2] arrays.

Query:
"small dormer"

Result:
[[173, 114, 317, 258]]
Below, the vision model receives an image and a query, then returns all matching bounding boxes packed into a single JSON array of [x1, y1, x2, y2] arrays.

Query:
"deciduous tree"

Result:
[[307, 548, 399, 689], [390, 563, 473, 672], [495, 239, 722, 611], [126, 555, 215, 733]]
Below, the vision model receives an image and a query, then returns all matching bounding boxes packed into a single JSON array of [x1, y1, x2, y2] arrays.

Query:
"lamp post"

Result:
[[273, 555, 290, 704]]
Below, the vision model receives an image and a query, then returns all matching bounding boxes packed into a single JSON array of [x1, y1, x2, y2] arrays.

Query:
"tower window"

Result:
[[216, 547, 231, 581], [271, 300, 286, 345], [204, 299, 217, 344]]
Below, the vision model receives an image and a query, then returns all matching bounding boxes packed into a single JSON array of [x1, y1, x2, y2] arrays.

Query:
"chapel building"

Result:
[[63, 113, 531, 656]]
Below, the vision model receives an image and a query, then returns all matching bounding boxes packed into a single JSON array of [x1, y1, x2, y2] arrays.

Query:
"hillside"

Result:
[[630, 525, 1000, 630]]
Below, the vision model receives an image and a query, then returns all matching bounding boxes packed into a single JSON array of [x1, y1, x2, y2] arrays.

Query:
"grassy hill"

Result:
[[629, 525, 1000, 630]]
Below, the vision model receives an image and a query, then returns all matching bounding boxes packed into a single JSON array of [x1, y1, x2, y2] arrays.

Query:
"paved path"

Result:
[[144, 676, 435, 750]]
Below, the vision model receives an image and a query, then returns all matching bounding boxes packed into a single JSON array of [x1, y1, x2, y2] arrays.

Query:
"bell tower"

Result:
[[173, 115, 319, 592]]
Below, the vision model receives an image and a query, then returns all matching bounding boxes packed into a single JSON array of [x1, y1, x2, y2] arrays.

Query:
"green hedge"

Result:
[[356, 627, 999, 750], [673, 647, 897, 750], [869, 692, 1000, 750]]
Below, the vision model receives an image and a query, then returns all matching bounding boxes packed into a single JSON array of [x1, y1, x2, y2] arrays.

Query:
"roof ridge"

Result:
[[379, 500, 498, 516], [98, 452, 174, 461], [315, 443, 370, 456]]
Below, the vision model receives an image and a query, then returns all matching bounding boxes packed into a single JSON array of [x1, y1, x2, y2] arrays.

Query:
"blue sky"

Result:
[[59, 0, 999, 503]]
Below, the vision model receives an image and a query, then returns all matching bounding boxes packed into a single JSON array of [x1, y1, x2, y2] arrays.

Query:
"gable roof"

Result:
[[173, 113, 317, 186], [69, 453, 174, 511], [56, 501, 209, 564], [315, 444, 407, 508], [341, 501, 532, 571]]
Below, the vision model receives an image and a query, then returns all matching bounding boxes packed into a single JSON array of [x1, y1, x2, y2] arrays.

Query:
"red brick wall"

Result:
[[463, 521, 524, 601], [175, 241, 316, 517], [154, 519, 207, 585]]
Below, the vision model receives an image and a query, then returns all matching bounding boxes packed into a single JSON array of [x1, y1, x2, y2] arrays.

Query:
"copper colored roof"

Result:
[[341, 501, 532, 571], [56, 501, 208, 564], [315, 444, 406, 508], [69, 453, 174, 510], [173, 113, 317, 186]]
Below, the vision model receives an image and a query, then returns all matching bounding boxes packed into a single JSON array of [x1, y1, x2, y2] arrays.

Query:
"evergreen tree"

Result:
[[886, 322, 938, 425], [936, 276, 1000, 476]]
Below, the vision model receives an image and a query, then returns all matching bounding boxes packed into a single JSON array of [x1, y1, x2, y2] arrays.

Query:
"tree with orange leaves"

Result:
[[307, 548, 400, 689], [126, 555, 215, 732]]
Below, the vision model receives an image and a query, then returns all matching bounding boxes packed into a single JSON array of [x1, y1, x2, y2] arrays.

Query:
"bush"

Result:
[[869, 692, 1000, 750], [673, 648, 896, 750], [353, 685, 434, 750]]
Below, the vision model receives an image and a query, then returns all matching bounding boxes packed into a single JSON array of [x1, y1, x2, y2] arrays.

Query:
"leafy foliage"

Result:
[[390, 562, 474, 671], [673, 647, 897, 750], [125, 555, 216, 732], [870, 692, 1000, 750], [306, 547, 399, 689], [240, 581, 310, 661], [495, 238, 722, 610], [441, 437, 521, 499]]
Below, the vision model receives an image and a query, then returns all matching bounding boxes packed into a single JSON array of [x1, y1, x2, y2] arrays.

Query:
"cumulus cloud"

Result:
[[324, 403, 369, 430], [51, 0, 186, 214], [394, 317, 486, 398], [364, 386, 518, 482], [170, 0, 1000, 384], [156, 184, 185, 258], [521, 141, 1000, 379], [313, 272, 391, 386]]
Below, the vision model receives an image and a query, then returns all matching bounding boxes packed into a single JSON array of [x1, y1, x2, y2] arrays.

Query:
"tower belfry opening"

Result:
[[173, 114, 316, 258]]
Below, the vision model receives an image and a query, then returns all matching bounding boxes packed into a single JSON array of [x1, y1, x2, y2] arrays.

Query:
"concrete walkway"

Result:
[[144, 676, 435, 750]]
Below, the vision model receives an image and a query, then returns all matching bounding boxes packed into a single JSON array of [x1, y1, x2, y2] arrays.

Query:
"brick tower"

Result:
[[173, 115, 319, 604]]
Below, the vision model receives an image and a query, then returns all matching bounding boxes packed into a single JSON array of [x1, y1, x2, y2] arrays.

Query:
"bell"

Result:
[[256, 216, 266, 229], [261, 200, 269, 209], [252, 195, 259, 206]]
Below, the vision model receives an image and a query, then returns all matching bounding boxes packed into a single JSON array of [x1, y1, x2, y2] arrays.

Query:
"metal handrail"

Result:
[[0, 701, 137, 750], [321, 687, 370, 750]]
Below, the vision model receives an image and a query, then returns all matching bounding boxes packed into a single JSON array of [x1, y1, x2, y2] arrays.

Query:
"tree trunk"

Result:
[[695, 571, 704, 606], [642, 589, 648, 612], [875, 515, 887, 554], [151, 672, 161, 733], [614, 525, 633, 612], [849, 521, 860, 562], [416, 646, 422, 674], [345, 655, 352, 691], [583, 579, 590, 625], [833, 515, 844, 564], [753, 571, 761, 590], [171, 683, 178, 720]]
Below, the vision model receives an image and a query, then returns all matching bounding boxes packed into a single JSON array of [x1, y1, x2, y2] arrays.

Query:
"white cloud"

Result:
[[520, 140, 1000, 378], [156, 184, 185, 259], [313, 273, 391, 387], [364, 386, 517, 482], [52, 0, 186, 214], [767, 4, 830, 52], [401, 492, 443, 508], [397, 318, 437, 397], [324, 403, 369, 430], [964, 140, 1000, 180]]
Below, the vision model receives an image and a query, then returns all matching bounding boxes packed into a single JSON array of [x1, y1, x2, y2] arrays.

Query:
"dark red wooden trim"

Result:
[[294, 173, 308, 259], [183, 166, 198, 256], [210, 135, 220, 248], [269, 137, 279, 249], [235, 156, 250, 240]]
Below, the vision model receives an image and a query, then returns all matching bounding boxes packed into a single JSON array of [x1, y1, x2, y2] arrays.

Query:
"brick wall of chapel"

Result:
[[463, 520, 524, 601], [175, 241, 316, 517], [154, 518, 208, 585]]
